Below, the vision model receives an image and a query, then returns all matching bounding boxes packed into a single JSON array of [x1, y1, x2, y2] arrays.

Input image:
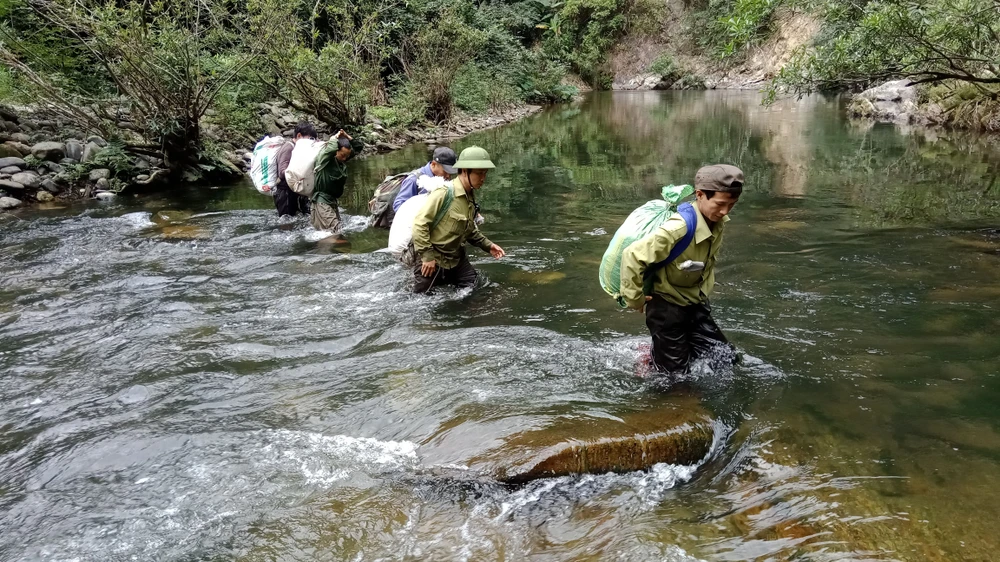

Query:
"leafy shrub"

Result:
[[694, 0, 779, 59]]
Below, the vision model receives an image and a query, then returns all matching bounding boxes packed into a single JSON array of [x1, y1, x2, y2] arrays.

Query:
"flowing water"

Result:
[[2, 91, 1000, 561]]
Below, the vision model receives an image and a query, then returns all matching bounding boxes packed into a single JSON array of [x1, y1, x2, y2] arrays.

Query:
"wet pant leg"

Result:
[[444, 252, 478, 289], [646, 297, 731, 374], [311, 200, 342, 232], [645, 296, 692, 374], [274, 184, 295, 216], [296, 193, 311, 215], [413, 249, 477, 294]]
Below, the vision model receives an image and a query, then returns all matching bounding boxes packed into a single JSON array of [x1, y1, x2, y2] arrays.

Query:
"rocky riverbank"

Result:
[[0, 101, 544, 211]]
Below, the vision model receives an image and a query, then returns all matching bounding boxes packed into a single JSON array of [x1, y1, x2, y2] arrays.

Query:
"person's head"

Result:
[[453, 146, 495, 190], [293, 122, 317, 140], [335, 137, 352, 162], [694, 164, 743, 223], [428, 147, 457, 179]]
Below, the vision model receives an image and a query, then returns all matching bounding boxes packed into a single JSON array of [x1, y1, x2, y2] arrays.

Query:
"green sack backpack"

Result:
[[599, 184, 695, 308]]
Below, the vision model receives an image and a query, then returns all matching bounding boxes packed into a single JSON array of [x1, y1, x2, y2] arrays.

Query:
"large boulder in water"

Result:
[[468, 395, 715, 484], [848, 80, 921, 124]]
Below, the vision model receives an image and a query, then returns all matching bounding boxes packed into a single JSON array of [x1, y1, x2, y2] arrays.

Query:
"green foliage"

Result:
[[649, 54, 678, 78], [0, 67, 21, 102], [451, 64, 521, 114], [544, 0, 652, 88], [769, 0, 1000, 129], [693, 0, 780, 59]]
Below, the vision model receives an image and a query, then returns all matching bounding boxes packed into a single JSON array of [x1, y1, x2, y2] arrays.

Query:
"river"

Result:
[[2, 91, 1000, 561]]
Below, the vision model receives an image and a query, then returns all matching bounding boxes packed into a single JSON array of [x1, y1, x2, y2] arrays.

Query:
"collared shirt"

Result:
[[411, 181, 494, 269], [312, 148, 348, 205], [620, 208, 729, 308], [392, 163, 433, 212]]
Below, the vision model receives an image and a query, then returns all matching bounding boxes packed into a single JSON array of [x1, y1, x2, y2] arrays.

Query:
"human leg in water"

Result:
[[687, 302, 737, 369], [413, 250, 477, 294], [644, 295, 692, 376]]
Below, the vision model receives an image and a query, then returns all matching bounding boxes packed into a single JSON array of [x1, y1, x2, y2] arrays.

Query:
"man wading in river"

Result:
[[311, 130, 353, 233], [620, 164, 742, 375], [273, 122, 315, 217], [410, 146, 506, 293]]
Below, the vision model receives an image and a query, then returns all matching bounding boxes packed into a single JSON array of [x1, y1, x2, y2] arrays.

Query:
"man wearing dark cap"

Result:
[[392, 147, 458, 213], [620, 164, 744, 376]]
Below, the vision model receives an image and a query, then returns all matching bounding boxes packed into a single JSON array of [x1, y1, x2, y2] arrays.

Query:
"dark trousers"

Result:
[[413, 251, 478, 294], [274, 183, 310, 217], [645, 295, 732, 374]]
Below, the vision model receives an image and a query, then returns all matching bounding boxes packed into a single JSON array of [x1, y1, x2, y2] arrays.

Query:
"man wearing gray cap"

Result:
[[392, 146, 458, 213], [620, 164, 743, 376]]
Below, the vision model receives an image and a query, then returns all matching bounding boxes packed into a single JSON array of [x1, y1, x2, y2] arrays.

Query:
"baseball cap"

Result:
[[694, 164, 744, 195], [432, 147, 458, 175]]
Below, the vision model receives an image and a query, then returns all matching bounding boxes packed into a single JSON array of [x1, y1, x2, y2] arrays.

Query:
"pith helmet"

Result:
[[453, 146, 495, 170]]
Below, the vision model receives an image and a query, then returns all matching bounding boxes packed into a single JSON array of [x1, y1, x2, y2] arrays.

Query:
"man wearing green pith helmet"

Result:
[[410, 146, 506, 293]]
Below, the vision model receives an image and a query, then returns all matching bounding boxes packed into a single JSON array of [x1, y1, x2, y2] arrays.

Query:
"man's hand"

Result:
[[336, 129, 353, 140], [490, 244, 506, 259], [631, 296, 653, 313], [420, 260, 437, 277]]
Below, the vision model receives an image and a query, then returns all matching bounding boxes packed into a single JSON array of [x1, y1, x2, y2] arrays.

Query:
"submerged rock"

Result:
[[470, 395, 715, 484], [95, 191, 116, 201], [36, 190, 54, 202]]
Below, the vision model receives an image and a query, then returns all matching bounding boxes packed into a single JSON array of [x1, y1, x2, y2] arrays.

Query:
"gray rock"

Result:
[[30, 141, 65, 162], [10, 133, 30, 144], [0, 179, 22, 191], [59, 158, 78, 166], [135, 174, 150, 182], [64, 140, 84, 161], [38, 161, 62, 174], [0, 144, 22, 159], [7, 141, 30, 155], [260, 115, 281, 137], [0, 196, 21, 209], [95, 178, 110, 190], [82, 141, 104, 163], [243, 152, 253, 161], [2, 120, 19, 133], [11, 172, 41, 189], [36, 190, 54, 202], [0, 157, 25, 168], [89, 168, 111, 181], [849, 80, 920, 124], [133, 158, 151, 170], [0, 166, 20, 174], [95, 190, 116, 200], [86, 135, 108, 147], [0, 106, 17, 122], [17, 119, 36, 131], [41, 179, 60, 194]]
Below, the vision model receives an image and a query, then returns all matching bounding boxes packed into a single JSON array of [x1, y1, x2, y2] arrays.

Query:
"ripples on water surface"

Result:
[[2, 91, 1000, 561]]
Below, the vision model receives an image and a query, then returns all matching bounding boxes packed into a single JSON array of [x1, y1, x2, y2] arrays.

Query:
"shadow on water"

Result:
[[3, 91, 1000, 561]]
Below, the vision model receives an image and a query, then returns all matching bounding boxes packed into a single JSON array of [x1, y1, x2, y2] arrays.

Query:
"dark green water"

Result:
[[2, 91, 1000, 561]]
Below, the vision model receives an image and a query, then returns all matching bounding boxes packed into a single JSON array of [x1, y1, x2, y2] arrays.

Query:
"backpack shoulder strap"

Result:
[[430, 182, 455, 230], [645, 202, 697, 281], [664, 202, 697, 264]]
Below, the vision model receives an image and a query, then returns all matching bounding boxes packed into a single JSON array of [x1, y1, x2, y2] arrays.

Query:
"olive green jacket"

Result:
[[412, 182, 493, 269], [620, 208, 729, 309]]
